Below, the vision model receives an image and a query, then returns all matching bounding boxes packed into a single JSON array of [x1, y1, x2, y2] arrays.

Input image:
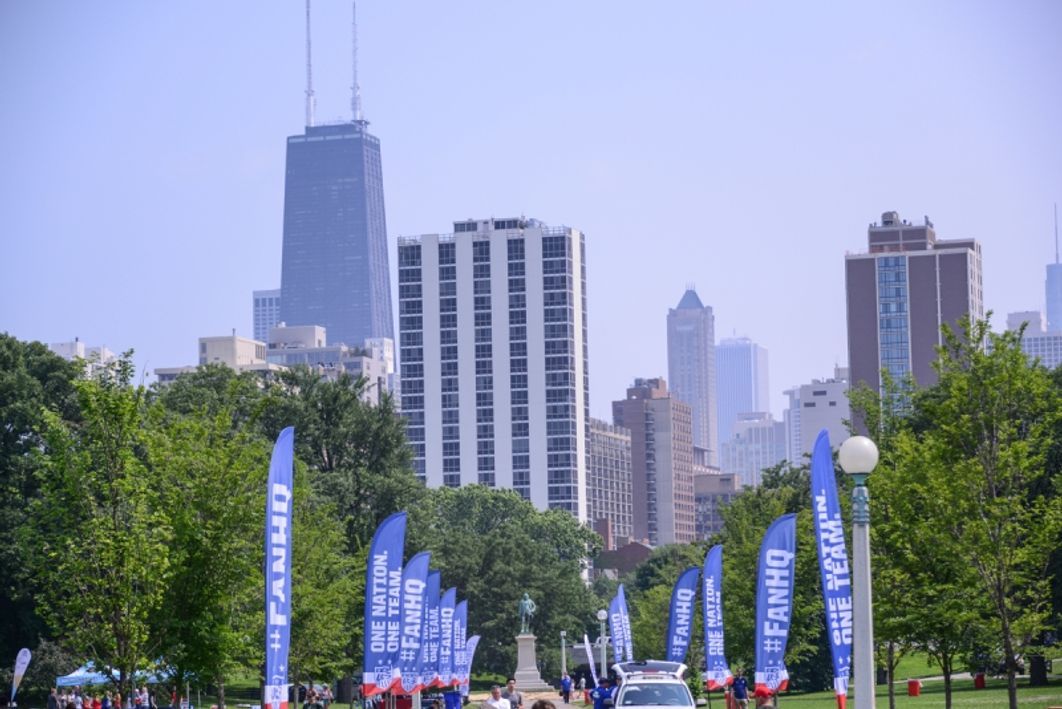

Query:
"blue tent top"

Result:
[[56, 663, 114, 687]]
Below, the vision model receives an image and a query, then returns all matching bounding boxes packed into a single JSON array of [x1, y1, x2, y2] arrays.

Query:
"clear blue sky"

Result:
[[2, 1, 1060, 419]]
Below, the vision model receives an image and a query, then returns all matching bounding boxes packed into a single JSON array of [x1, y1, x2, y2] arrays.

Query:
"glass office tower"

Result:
[[280, 120, 393, 347]]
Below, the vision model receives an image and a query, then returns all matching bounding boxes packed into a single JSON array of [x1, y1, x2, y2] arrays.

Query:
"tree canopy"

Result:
[[5, 317, 1061, 709]]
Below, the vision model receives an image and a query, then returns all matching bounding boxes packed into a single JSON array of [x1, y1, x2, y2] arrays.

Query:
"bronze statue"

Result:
[[518, 593, 537, 634]]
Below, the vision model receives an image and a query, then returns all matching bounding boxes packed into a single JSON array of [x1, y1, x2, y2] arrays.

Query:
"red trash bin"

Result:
[[974, 672, 986, 689], [907, 679, 921, 697]]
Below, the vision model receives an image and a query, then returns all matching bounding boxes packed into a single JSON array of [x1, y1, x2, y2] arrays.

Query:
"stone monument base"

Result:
[[514, 633, 554, 691]]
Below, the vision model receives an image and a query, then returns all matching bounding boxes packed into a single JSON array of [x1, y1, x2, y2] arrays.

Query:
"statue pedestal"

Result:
[[514, 634, 554, 691]]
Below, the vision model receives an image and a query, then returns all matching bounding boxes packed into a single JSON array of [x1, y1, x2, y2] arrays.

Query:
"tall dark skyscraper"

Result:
[[279, 3, 393, 347]]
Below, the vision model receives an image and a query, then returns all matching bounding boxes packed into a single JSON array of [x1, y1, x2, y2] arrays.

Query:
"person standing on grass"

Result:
[[560, 673, 572, 704], [730, 670, 749, 709]]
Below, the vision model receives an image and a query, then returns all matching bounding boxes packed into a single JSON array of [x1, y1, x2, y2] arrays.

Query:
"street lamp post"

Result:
[[561, 630, 568, 676], [839, 435, 880, 709], [596, 609, 609, 681]]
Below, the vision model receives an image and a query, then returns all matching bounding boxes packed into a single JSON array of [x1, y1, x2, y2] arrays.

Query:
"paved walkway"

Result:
[[464, 691, 583, 708]]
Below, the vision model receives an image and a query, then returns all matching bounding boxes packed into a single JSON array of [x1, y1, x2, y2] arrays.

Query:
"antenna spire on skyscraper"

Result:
[[305, 0, 316, 127], [1055, 202, 1059, 264], [352, 2, 364, 122]]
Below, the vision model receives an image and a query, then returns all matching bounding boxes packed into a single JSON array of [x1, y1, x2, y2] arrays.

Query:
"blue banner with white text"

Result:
[[811, 430, 853, 708], [702, 545, 732, 690], [619, 585, 634, 662], [396, 551, 431, 694], [363, 511, 407, 696], [416, 570, 441, 692], [665, 566, 700, 663], [461, 635, 480, 691], [450, 600, 467, 686], [609, 593, 624, 664], [436, 588, 456, 688], [264, 428, 294, 709], [609, 585, 634, 663], [754, 513, 796, 696]]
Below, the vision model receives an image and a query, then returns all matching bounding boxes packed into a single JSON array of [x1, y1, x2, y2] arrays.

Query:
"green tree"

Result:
[[895, 320, 1062, 709], [288, 492, 358, 690], [407, 485, 601, 676], [851, 373, 933, 709], [150, 363, 267, 429], [258, 368, 420, 552], [626, 544, 706, 597], [712, 462, 831, 692], [24, 357, 173, 696], [628, 584, 672, 662], [0, 335, 81, 662], [149, 407, 270, 709], [874, 433, 988, 709], [0, 638, 79, 703]]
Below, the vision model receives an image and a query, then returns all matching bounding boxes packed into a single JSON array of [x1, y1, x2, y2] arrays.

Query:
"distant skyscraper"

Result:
[[720, 411, 786, 488], [397, 218, 589, 520], [1004, 310, 1062, 369], [1017, 331, 1062, 370], [253, 288, 282, 343], [612, 378, 695, 546], [278, 4, 393, 347], [667, 288, 718, 465], [1046, 205, 1062, 332], [589, 418, 633, 549], [715, 337, 769, 445], [783, 366, 850, 462], [1006, 311, 1045, 334], [845, 211, 983, 395]]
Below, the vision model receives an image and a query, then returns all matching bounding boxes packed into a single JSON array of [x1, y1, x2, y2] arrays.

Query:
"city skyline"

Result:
[[2, 2, 1061, 420]]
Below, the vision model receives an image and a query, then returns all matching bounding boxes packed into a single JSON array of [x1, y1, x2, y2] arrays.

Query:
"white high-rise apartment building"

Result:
[[397, 218, 589, 521], [716, 337, 769, 445]]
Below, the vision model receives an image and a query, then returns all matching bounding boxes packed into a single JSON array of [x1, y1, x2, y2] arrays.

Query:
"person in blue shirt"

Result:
[[559, 673, 572, 704], [730, 669, 749, 708], [589, 679, 611, 709]]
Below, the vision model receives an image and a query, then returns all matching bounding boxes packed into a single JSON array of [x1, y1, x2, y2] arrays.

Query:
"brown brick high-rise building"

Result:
[[612, 378, 695, 545], [845, 211, 983, 399]]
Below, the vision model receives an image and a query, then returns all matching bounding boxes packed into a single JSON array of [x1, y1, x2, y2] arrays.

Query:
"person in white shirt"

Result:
[[481, 686, 510, 709]]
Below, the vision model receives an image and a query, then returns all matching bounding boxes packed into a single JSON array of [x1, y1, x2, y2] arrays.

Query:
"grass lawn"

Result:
[[891, 651, 941, 681], [758, 675, 1062, 708]]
